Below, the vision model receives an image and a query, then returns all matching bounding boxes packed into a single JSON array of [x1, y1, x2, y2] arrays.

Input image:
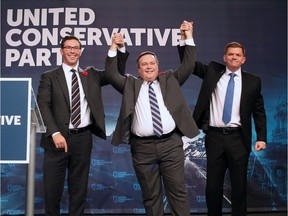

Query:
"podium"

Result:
[[0, 78, 46, 216]]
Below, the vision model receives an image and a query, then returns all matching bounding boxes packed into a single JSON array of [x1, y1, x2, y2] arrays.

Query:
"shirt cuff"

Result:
[[108, 46, 126, 57], [185, 38, 195, 46], [108, 50, 117, 57], [52, 131, 60, 137], [118, 46, 126, 53], [179, 40, 186, 47]]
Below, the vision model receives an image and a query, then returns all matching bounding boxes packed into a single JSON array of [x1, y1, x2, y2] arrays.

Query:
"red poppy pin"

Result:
[[82, 71, 88, 76]]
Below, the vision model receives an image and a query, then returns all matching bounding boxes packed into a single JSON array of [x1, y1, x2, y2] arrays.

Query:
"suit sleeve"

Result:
[[87, 50, 129, 86], [117, 50, 129, 76], [37, 72, 59, 137], [252, 80, 267, 143], [105, 55, 127, 93], [177, 45, 209, 80], [173, 45, 196, 85], [177, 45, 185, 63]]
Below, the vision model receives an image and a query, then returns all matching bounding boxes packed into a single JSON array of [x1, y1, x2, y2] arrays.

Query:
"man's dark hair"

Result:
[[60, 35, 82, 49], [136, 51, 159, 68]]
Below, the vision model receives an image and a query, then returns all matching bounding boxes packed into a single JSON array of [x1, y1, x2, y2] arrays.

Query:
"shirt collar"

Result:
[[225, 67, 241, 78], [145, 79, 159, 85], [62, 63, 79, 73]]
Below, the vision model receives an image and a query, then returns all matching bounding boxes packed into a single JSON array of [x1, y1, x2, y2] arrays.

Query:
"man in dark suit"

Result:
[[37, 35, 128, 216], [105, 21, 199, 216], [180, 42, 267, 215]]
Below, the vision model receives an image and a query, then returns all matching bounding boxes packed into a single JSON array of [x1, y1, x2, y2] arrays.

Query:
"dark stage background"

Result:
[[1, 0, 287, 214]]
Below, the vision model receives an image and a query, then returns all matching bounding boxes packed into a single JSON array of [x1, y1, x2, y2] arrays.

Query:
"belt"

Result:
[[209, 126, 241, 135], [68, 125, 91, 134], [131, 129, 177, 140]]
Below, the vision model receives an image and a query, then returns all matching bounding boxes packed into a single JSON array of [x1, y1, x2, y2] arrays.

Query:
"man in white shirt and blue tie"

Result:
[[179, 41, 267, 216]]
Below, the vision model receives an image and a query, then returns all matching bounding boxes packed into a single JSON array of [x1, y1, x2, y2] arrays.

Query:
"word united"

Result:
[[4, 7, 182, 67]]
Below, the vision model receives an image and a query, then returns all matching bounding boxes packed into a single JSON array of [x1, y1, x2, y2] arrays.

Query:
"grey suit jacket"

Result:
[[105, 45, 199, 146], [37, 51, 129, 150]]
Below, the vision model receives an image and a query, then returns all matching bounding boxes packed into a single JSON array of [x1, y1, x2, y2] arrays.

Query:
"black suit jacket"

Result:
[[105, 45, 199, 146], [192, 60, 267, 152], [37, 51, 129, 150]]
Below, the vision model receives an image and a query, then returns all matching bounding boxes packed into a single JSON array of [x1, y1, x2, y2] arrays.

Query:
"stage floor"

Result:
[[17, 213, 287, 216], [6, 211, 288, 216], [88, 214, 286, 216]]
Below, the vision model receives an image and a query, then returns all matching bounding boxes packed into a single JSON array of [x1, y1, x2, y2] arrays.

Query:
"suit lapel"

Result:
[[56, 67, 70, 106], [240, 71, 248, 110], [158, 75, 166, 100], [210, 70, 225, 95], [78, 67, 89, 99], [134, 78, 143, 102]]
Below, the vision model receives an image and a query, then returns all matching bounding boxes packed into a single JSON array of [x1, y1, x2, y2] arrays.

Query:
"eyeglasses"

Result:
[[63, 46, 81, 51]]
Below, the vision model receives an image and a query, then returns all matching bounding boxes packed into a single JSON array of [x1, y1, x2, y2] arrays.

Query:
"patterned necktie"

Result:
[[148, 82, 163, 137], [222, 73, 236, 124], [70, 69, 81, 128]]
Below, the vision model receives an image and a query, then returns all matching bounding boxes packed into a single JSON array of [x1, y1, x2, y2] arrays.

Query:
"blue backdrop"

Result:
[[1, 0, 287, 214], [0, 79, 31, 163]]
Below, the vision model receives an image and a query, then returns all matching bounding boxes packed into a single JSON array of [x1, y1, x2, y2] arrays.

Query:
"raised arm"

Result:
[[105, 33, 127, 93], [114, 33, 129, 76], [173, 21, 196, 85]]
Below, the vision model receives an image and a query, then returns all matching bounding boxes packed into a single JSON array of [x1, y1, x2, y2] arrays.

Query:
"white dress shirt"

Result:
[[131, 80, 176, 136], [209, 68, 242, 127], [62, 63, 92, 129]]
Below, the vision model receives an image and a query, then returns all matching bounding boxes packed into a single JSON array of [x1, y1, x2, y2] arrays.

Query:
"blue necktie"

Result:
[[222, 73, 236, 124], [70, 69, 81, 128], [148, 82, 163, 137]]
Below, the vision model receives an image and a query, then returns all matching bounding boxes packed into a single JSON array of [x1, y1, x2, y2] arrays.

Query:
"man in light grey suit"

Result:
[[105, 21, 199, 216]]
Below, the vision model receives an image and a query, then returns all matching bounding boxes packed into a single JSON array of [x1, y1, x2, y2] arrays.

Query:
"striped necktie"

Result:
[[222, 73, 236, 124], [70, 69, 81, 128], [148, 82, 163, 137]]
